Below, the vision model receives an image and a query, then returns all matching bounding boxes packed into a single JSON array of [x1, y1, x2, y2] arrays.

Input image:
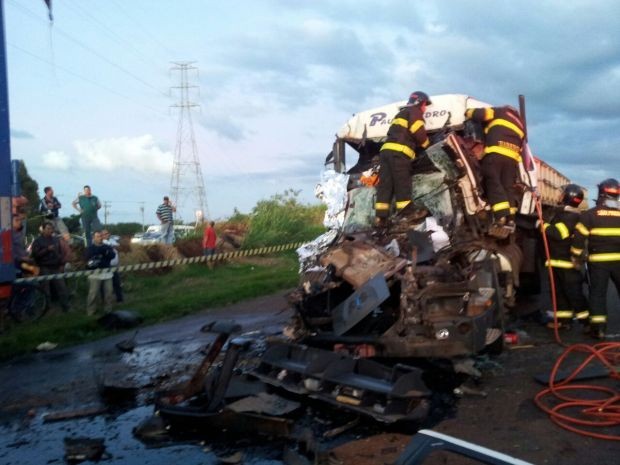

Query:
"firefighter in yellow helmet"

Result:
[[571, 178, 620, 339], [465, 105, 525, 229], [374, 91, 431, 228]]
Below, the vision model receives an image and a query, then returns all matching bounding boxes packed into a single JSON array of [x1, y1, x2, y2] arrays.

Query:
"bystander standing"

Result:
[[202, 221, 217, 258], [31, 222, 70, 312], [102, 229, 124, 303], [40, 186, 68, 235], [156, 196, 176, 245], [85, 231, 115, 316], [72, 185, 102, 247]]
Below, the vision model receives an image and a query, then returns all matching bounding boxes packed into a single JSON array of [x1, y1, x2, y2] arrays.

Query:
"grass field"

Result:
[[0, 253, 299, 361]]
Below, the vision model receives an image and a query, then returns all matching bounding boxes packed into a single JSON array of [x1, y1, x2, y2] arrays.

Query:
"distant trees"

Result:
[[15, 160, 39, 216], [106, 222, 143, 236]]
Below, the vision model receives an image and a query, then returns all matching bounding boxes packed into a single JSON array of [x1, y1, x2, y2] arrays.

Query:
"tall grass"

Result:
[[243, 190, 326, 248]]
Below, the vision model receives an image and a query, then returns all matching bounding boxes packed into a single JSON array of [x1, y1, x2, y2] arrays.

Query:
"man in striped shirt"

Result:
[[156, 196, 176, 245]]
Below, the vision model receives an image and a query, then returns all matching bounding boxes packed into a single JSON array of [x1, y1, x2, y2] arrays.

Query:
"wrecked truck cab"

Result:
[[292, 132, 508, 359]]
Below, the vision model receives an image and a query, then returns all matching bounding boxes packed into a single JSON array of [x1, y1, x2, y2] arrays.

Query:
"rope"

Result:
[[14, 241, 306, 284]]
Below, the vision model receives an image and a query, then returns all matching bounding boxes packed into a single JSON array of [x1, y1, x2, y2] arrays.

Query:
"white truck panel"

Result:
[[336, 94, 490, 142]]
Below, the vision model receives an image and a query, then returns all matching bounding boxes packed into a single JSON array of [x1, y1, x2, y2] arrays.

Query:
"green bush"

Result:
[[243, 190, 325, 248]]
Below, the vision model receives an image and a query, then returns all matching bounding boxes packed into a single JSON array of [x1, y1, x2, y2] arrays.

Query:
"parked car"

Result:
[[130, 225, 196, 245], [131, 225, 164, 245]]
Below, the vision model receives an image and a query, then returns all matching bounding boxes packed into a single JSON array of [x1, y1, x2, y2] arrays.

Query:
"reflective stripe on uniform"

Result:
[[396, 200, 411, 210], [588, 252, 620, 262], [492, 201, 511, 213], [570, 246, 583, 256], [410, 120, 424, 134], [375, 202, 390, 211], [575, 222, 589, 236], [465, 107, 494, 121], [392, 118, 408, 129], [509, 207, 518, 215], [590, 315, 607, 324], [543, 223, 550, 231], [484, 145, 522, 162], [381, 142, 415, 159], [575, 311, 589, 320], [556, 310, 574, 319], [555, 222, 570, 240], [486, 118, 525, 139], [589, 227, 620, 236], [545, 259, 574, 269]]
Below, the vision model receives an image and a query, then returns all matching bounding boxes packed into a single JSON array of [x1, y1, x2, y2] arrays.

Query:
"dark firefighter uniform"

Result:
[[375, 105, 430, 219], [542, 206, 589, 324], [465, 106, 525, 221], [571, 205, 620, 332]]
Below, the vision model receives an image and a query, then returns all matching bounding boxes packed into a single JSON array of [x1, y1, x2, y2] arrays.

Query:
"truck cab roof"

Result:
[[336, 94, 491, 143]]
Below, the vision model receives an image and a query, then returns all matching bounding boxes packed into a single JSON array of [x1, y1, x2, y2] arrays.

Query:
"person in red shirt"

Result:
[[202, 221, 217, 257]]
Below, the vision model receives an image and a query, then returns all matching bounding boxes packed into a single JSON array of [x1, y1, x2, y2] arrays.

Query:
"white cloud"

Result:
[[72, 135, 173, 174], [42, 150, 71, 170]]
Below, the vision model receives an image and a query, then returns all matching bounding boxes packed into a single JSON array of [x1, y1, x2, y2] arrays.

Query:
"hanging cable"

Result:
[[7, 0, 169, 98], [8, 42, 169, 117]]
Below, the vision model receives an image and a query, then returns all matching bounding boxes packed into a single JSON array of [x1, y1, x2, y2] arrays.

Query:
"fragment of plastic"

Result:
[[412, 216, 451, 252], [296, 229, 339, 273], [314, 169, 349, 229], [384, 239, 401, 257], [359, 168, 379, 187]]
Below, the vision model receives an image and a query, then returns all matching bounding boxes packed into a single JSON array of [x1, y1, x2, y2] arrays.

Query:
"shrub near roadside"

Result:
[[244, 190, 325, 248]]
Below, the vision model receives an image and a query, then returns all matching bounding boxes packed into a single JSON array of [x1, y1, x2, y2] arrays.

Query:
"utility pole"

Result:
[[103, 201, 111, 226], [169, 61, 209, 225], [139, 202, 145, 231]]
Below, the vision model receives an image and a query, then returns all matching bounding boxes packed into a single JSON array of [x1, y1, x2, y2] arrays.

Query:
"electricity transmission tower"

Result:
[[169, 61, 209, 224]]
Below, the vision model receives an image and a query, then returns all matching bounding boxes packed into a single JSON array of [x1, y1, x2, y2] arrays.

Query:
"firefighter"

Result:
[[540, 184, 589, 328], [374, 91, 431, 227], [571, 178, 620, 339], [464, 105, 525, 229]]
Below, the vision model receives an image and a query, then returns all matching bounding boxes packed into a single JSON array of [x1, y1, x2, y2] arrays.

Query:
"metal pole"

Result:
[[140, 202, 145, 231], [0, 0, 16, 284]]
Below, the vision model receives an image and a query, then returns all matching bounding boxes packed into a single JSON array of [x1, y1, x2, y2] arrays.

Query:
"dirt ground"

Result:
[[0, 291, 618, 464]]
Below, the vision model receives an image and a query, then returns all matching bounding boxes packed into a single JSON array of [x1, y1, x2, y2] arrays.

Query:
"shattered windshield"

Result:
[[343, 140, 459, 234]]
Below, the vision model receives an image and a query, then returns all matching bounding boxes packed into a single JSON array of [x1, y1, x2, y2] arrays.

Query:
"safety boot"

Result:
[[488, 216, 516, 239]]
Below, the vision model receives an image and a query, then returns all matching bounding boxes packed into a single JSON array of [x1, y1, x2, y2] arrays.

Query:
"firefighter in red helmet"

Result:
[[541, 184, 589, 329], [374, 91, 431, 228], [571, 178, 620, 338]]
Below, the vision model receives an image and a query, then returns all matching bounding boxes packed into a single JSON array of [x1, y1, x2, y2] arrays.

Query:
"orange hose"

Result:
[[534, 342, 620, 440], [534, 197, 563, 345], [533, 196, 620, 440]]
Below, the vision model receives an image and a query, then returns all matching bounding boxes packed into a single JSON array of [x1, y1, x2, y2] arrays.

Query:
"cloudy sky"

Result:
[[5, 0, 620, 224]]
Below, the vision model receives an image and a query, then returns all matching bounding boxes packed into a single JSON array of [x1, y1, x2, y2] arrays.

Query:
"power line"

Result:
[[7, 42, 169, 117], [7, 0, 169, 98], [62, 0, 164, 70], [106, 0, 178, 58]]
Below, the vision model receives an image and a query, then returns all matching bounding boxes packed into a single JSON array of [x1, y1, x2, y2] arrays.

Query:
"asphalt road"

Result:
[[0, 290, 618, 464]]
